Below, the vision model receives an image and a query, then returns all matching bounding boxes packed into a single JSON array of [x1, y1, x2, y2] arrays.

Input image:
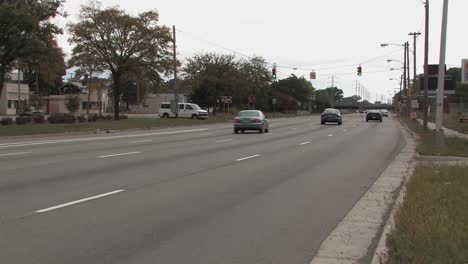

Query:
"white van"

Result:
[[159, 102, 208, 119]]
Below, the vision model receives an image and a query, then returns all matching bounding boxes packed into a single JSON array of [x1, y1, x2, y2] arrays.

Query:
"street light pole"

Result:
[[434, 0, 449, 147]]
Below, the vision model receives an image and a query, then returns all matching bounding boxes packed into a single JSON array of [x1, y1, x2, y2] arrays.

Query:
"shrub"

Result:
[[16, 116, 31, 125], [1, 117, 13, 126], [77, 115, 87, 123], [88, 114, 98, 122], [105, 115, 113, 120], [48, 113, 76, 124], [33, 115, 45, 124], [119, 115, 128, 119]]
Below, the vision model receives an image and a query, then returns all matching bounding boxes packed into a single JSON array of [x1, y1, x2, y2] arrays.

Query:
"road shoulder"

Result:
[[309, 120, 416, 264]]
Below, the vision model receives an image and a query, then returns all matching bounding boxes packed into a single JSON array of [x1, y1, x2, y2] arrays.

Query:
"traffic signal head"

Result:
[[272, 66, 277, 79], [357, 66, 362, 76]]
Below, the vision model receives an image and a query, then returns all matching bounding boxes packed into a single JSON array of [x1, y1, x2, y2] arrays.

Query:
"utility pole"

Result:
[[17, 67, 21, 115], [173, 25, 179, 118], [434, 0, 449, 147], [423, 0, 430, 129], [329, 75, 335, 107], [403, 43, 407, 116], [409, 32, 421, 93], [405, 41, 411, 118]]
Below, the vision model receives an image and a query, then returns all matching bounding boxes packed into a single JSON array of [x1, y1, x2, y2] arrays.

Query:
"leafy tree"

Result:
[[68, 2, 173, 119], [314, 87, 344, 111], [65, 95, 80, 117], [271, 75, 314, 112], [339, 95, 361, 105], [23, 37, 66, 96], [183, 53, 239, 112], [237, 57, 273, 110], [0, 0, 64, 96]]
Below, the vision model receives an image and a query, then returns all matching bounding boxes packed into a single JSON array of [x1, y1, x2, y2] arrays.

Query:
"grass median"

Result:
[[386, 163, 468, 264], [402, 117, 468, 157], [0, 112, 311, 137]]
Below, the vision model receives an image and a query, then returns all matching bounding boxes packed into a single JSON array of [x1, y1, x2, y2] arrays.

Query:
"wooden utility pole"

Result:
[[423, 1, 430, 129]]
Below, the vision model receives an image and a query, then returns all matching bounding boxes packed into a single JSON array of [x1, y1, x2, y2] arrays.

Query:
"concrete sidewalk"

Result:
[[417, 119, 468, 139]]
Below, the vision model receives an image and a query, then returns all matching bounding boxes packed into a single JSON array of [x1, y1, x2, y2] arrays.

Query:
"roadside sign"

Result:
[[462, 59, 468, 84], [411, 112, 417, 119], [310, 71, 316, 80], [221, 96, 232, 103], [272, 98, 277, 105], [412, 100, 419, 109]]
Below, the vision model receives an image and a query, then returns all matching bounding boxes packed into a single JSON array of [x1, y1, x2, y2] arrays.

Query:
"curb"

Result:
[[369, 123, 416, 264], [309, 121, 416, 264]]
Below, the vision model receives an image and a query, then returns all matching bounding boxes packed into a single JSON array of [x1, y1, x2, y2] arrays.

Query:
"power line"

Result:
[[176, 27, 406, 74]]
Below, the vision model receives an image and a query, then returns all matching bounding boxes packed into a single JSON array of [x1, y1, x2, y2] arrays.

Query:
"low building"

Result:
[[48, 80, 110, 115], [0, 81, 30, 115]]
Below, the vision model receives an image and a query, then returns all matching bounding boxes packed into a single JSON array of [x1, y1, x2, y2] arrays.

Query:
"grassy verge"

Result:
[[401, 117, 468, 157], [0, 112, 312, 137], [386, 163, 468, 263], [417, 112, 468, 134]]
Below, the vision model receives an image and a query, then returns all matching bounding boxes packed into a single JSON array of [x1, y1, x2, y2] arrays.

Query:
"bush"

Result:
[[33, 115, 45, 124], [16, 116, 31, 125], [1, 117, 13, 126], [105, 115, 113, 120], [88, 114, 98, 122], [119, 115, 128, 119], [77, 115, 87, 123], [48, 113, 76, 124]]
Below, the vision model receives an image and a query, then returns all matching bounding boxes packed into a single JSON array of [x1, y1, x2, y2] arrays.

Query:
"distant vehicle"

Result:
[[366, 110, 382, 122], [233, 110, 269, 134], [159, 102, 208, 119], [321, 108, 342, 125], [380, 109, 389, 117]]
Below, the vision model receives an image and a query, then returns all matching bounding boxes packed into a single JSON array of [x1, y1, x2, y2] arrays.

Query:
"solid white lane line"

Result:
[[216, 139, 233, 143], [299, 141, 311, 146], [328, 134, 334, 137], [128, 140, 152, 144], [343, 129, 348, 132], [0, 128, 209, 149], [291, 128, 297, 130], [0, 151, 32, 157], [236, 154, 262, 162], [35, 190, 125, 213], [98, 151, 141, 158], [199, 133, 214, 136]]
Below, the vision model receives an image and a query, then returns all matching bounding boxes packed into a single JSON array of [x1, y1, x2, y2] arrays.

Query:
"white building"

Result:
[[0, 81, 30, 115]]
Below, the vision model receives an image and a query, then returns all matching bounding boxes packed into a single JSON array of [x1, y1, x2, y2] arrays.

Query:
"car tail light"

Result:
[[234, 118, 240, 123], [251, 118, 260, 123]]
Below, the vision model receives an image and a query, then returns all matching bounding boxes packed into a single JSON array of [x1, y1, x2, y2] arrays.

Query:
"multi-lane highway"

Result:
[[0, 114, 404, 264]]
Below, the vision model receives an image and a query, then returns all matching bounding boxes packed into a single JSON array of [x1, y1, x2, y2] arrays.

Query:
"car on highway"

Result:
[[233, 110, 269, 134], [321, 108, 342, 125], [380, 109, 389, 117], [366, 110, 383, 122], [159, 102, 208, 119]]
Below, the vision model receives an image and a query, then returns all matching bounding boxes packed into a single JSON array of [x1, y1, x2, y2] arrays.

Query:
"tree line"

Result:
[[1, 1, 354, 119]]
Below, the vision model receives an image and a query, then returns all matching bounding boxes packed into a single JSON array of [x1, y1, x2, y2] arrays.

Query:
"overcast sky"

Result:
[[56, 0, 468, 102]]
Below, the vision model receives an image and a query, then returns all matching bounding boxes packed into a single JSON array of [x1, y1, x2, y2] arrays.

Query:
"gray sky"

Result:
[[57, 0, 468, 102]]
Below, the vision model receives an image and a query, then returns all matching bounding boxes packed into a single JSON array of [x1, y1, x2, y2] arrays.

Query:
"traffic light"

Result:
[[357, 66, 362, 76], [272, 66, 277, 79]]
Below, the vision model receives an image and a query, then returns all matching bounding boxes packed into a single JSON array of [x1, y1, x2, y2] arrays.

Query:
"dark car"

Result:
[[366, 110, 382, 122], [233, 110, 269, 134], [321, 108, 342, 125]]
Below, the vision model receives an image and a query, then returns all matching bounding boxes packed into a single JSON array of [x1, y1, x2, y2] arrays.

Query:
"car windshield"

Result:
[[191, 104, 201, 110], [323, 109, 339, 114], [238, 111, 260, 117]]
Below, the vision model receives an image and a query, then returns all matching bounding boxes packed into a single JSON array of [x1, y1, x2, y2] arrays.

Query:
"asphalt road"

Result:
[[0, 114, 404, 264]]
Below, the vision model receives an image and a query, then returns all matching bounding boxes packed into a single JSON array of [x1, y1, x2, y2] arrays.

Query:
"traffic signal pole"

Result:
[[423, 1, 430, 129]]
